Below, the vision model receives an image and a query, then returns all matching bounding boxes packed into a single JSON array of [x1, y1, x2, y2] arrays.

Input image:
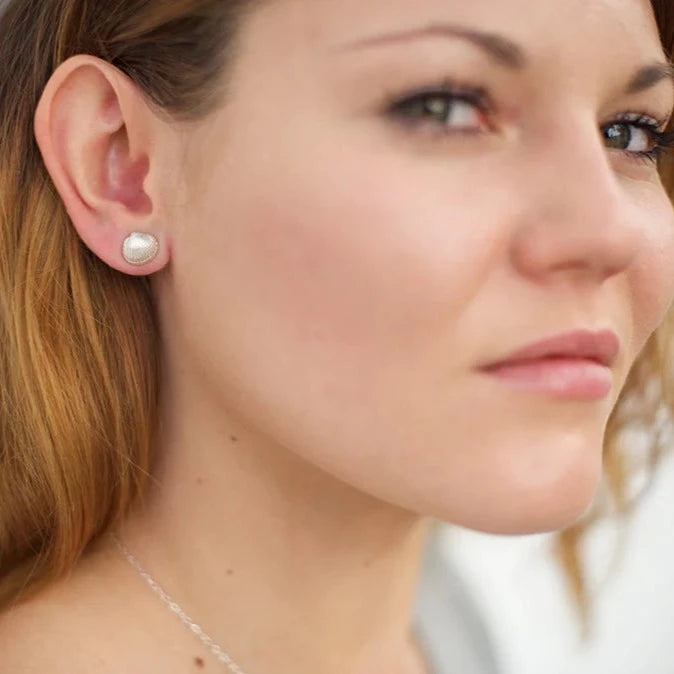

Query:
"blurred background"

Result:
[[436, 448, 674, 673]]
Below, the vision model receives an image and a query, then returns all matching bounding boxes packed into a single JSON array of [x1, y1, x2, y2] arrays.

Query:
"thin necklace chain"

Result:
[[111, 533, 435, 674], [111, 533, 250, 674]]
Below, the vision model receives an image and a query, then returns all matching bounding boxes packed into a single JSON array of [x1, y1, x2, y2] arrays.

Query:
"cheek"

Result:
[[229, 155, 496, 365], [627, 200, 674, 356], [243, 185, 391, 352]]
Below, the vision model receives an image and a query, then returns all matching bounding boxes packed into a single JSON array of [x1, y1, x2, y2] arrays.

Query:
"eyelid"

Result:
[[383, 77, 494, 114], [605, 110, 671, 131], [384, 74, 674, 122]]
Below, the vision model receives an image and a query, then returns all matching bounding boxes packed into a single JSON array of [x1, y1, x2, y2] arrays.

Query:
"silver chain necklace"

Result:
[[111, 533, 250, 674], [112, 533, 435, 674]]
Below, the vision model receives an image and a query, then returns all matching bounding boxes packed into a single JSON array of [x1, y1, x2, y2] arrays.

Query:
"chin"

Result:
[[470, 493, 598, 536], [430, 489, 600, 536], [415, 446, 604, 536]]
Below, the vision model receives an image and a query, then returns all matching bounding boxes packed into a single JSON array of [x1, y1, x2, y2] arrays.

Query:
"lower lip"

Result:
[[478, 357, 613, 399]]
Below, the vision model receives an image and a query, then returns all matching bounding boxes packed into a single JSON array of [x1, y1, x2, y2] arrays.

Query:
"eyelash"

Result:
[[385, 80, 674, 165]]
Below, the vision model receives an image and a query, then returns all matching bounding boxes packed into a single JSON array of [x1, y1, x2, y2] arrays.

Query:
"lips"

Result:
[[476, 329, 620, 399], [479, 329, 620, 370]]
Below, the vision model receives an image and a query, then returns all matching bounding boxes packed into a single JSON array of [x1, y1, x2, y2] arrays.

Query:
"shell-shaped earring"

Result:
[[122, 232, 159, 266]]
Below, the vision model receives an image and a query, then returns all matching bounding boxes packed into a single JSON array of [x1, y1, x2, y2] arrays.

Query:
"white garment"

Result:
[[413, 528, 502, 674]]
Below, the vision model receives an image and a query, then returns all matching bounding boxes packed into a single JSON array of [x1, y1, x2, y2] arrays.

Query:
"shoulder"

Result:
[[0, 541, 147, 672], [0, 542, 204, 673], [0, 594, 87, 673], [0, 573, 118, 673]]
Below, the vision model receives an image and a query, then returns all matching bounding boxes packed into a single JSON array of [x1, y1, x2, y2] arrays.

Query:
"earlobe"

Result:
[[33, 54, 169, 276]]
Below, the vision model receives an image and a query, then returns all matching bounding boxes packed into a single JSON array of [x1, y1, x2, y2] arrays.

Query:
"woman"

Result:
[[1, 0, 674, 672]]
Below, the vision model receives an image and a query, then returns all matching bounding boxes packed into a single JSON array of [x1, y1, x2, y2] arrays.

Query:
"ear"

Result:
[[33, 54, 179, 275]]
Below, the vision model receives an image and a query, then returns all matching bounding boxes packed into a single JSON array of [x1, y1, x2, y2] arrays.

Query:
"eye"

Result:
[[601, 114, 674, 163], [603, 123, 650, 152], [386, 83, 492, 135]]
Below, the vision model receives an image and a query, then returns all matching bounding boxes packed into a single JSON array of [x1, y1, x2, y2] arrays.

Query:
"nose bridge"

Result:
[[510, 116, 643, 282]]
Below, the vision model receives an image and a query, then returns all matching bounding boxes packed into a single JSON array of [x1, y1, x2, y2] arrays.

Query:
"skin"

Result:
[[2, 0, 674, 672]]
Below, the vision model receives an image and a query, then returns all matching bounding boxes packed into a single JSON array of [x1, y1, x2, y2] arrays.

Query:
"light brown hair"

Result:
[[0, 0, 672, 641]]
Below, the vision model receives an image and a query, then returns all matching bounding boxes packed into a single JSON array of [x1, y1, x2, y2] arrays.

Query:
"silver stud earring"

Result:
[[122, 232, 159, 266]]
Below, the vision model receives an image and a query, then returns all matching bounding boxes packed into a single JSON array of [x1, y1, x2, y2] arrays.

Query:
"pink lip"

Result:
[[477, 329, 620, 399]]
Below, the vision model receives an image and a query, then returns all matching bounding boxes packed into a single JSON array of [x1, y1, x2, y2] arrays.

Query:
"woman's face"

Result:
[[162, 0, 674, 534]]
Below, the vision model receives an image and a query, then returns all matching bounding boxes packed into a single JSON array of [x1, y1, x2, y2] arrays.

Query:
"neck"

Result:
[[115, 372, 434, 674]]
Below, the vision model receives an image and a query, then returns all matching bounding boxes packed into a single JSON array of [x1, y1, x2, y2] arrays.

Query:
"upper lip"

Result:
[[479, 329, 621, 369]]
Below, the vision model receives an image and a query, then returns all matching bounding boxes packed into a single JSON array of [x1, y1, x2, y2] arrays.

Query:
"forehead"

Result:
[[263, 0, 664, 61]]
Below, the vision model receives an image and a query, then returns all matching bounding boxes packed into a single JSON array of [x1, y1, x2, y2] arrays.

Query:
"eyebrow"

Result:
[[331, 22, 527, 70], [332, 22, 674, 95], [626, 62, 674, 95]]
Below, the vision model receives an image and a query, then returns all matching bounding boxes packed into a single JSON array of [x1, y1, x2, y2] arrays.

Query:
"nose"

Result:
[[509, 117, 644, 284]]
